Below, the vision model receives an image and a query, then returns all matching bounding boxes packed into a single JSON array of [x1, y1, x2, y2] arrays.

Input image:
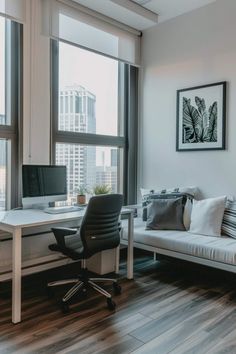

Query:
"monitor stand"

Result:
[[22, 203, 49, 210]]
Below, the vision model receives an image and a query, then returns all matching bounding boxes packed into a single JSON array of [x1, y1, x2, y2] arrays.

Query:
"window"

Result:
[[57, 42, 120, 136], [0, 16, 22, 210], [51, 40, 138, 204], [56, 143, 120, 199]]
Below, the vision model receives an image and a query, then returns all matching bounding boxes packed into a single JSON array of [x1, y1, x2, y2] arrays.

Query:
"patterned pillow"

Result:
[[222, 201, 236, 239], [142, 187, 194, 215], [141, 186, 198, 229], [140, 186, 199, 200]]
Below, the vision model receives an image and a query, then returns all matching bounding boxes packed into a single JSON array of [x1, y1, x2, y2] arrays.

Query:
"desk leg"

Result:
[[12, 227, 22, 324], [127, 213, 134, 279], [115, 245, 120, 274]]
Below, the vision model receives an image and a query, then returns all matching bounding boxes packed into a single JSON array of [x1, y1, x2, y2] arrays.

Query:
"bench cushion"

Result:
[[122, 218, 236, 266]]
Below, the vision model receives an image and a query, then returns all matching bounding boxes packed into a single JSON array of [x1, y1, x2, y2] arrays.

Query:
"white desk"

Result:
[[0, 208, 134, 324]]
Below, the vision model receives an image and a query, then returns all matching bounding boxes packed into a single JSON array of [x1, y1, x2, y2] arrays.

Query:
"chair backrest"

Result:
[[80, 194, 123, 258]]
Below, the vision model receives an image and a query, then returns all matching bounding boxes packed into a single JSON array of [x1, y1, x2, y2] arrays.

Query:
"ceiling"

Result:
[[73, 0, 217, 31]]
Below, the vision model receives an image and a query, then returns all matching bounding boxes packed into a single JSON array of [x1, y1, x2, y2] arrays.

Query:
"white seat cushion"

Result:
[[122, 218, 236, 266]]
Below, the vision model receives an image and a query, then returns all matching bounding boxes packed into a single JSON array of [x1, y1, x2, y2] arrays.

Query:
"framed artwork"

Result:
[[176, 81, 226, 151]]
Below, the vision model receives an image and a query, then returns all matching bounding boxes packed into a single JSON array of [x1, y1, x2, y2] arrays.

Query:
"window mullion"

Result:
[[0, 19, 21, 210], [54, 131, 125, 148], [0, 131, 16, 140]]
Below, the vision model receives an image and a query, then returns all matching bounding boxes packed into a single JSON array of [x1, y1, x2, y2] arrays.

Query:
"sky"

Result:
[[59, 41, 118, 137]]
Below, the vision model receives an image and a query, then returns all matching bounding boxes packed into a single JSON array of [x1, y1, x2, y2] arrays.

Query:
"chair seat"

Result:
[[49, 234, 84, 260]]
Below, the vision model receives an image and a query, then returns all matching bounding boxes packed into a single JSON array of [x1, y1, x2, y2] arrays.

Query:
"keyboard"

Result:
[[44, 206, 83, 214]]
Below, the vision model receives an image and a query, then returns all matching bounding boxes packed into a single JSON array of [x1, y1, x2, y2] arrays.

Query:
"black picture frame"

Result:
[[176, 81, 226, 151]]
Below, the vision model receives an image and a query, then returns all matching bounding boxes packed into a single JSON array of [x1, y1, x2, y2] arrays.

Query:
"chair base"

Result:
[[47, 270, 121, 313]]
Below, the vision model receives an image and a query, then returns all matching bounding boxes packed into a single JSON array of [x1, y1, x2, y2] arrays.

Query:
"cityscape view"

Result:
[[0, 84, 119, 210], [0, 40, 119, 210], [56, 85, 118, 202], [57, 42, 119, 203]]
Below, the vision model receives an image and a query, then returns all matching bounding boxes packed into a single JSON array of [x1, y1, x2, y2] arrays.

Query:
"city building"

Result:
[[56, 86, 96, 199], [111, 148, 117, 167], [0, 114, 5, 125], [95, 166, 117, 193], [0, 166, 5, 210], [96, 149, 118, 192]]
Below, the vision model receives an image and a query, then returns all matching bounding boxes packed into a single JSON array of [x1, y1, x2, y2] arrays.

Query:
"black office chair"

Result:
[[47, 194, 124, 313]]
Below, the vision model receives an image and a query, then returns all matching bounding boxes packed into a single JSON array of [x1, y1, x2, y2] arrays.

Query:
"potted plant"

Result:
[[93, 184, 112, 195], [75, 185, 88, 205]]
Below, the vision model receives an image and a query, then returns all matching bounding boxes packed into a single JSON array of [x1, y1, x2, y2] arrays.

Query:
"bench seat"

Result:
[[122, 218, 236, 266]]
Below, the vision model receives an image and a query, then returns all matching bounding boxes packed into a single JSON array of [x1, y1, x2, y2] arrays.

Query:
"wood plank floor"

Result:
[[0, 251, 236, 354]]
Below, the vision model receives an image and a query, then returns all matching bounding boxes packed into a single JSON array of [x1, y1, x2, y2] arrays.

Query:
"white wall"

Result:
[[140, 0, 236, 198]]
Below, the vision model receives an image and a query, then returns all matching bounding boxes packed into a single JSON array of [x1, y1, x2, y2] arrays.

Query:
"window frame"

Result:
[[50, 39, 128, 199], [0, 18, 22, 209]]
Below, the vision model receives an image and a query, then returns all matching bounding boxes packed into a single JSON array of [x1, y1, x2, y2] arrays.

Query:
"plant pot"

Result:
[[77, 194, 86, 205]]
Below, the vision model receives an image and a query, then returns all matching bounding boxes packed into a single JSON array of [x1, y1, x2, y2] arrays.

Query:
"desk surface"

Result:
[[0, 208, 132, 229]]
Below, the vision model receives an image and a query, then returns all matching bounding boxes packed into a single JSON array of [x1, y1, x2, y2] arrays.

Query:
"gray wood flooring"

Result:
[[0, 251, 236, 354]]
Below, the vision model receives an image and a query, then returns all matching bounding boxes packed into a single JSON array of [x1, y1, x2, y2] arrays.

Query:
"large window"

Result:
[[0, 16, 22, 210], [58, 42, 120, 137], [52, 41, 130, 203]]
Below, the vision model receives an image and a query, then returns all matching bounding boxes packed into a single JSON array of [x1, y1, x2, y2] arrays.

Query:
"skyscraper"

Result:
[[56, 86, 96, 199], [111, 148, 117, 167], [0, 114, 5, 125], [95, 149, 118, 193]]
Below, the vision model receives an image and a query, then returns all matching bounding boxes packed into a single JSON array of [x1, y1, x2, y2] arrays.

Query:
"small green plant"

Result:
[[75, 185, 88, 196], [93, 184, 112, 195]]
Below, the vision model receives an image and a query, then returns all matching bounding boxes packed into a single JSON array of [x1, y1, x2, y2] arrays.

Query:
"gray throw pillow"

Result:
[[146, 197, 186, 231], [142, 192, 192, 222]]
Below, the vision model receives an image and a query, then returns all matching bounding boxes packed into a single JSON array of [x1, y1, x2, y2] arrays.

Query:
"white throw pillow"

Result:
[[189, 196, 227, 237]]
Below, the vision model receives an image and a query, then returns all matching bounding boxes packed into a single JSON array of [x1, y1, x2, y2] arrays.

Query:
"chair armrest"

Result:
[[51, 227, 78, 248], [122, 204, 141, 218], [51, 227, 78, 236]]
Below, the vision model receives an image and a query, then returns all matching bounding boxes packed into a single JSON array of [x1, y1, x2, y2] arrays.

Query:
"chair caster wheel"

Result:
[[107, 298, 116, 311], [113, 282, 121, 295], [60, 301, 70, 314], [80, 287, 88, 299]]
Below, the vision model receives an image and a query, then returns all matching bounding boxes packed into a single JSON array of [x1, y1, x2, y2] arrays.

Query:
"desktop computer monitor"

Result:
[[22, 165, 67, 208]]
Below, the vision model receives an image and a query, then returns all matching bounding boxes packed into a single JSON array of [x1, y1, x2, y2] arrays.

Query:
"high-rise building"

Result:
[[56, 86, 96, 199], [111, 148, 117, 167], [0, 114, 5, 125], [95, 149, 118, 193], [96, 165, 117, 193], [0, 166, 5, 210]]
